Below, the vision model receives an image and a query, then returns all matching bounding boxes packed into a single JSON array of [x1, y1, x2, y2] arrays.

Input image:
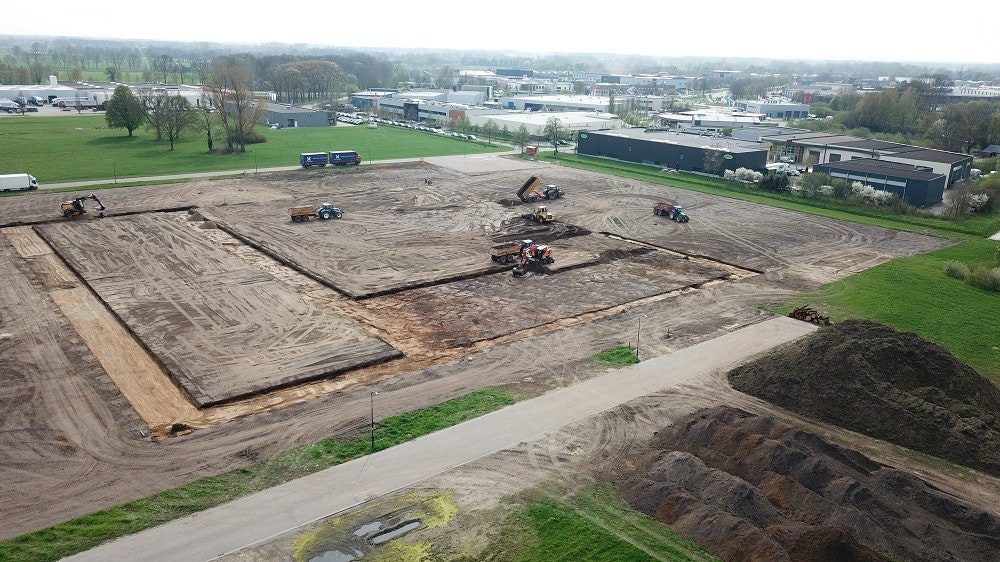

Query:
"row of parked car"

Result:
[[333, 111, 482, 140], [336, 112, 367, 125]]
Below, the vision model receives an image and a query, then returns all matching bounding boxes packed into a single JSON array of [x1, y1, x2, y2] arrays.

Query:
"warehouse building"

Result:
[[467, 111, 623, 138], [576, 128, 767, 174], [812, 158, 946, 208], [760, 131, 974, 188]]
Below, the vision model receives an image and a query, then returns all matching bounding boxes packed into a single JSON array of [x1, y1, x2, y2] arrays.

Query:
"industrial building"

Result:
[[812, 159, 946, 208], [576, 128, 767, 174], [737, 99, 811, 119], [760, 131, 974, 186], [656, 110, 769, 133], [261, 102, 335, 128], [760, 131, 972, 207], [466, 111, 623, 138]]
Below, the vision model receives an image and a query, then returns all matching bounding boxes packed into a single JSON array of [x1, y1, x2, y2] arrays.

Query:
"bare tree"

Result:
[[543, 116, 563, 154], [206, 61, 265, 153], [139, 87, 170, 140], [161, 95, 198, 151]]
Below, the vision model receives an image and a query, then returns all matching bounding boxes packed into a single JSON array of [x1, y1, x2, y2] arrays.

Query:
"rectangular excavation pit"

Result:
[[358, 237, 733, 347], [201, 201, 573, 299], [36, 214, 402, 407]]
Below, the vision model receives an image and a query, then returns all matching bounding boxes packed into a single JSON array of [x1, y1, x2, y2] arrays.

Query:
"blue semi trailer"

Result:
[[329, 150, 361, 165], [300, 152, 329, 167]]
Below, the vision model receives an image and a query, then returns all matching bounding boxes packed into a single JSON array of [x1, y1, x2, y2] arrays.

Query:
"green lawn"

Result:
[[0, 115, 507, 183], [486, 486, 719, 562]]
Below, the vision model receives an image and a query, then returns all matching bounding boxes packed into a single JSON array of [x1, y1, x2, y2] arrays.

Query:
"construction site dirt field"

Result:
[[0, 154, 972, 547]]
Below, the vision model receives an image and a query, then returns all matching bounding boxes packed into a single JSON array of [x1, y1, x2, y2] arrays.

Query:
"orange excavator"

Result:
[[60, 194, 106, 218], [512, 241, 554, 277]]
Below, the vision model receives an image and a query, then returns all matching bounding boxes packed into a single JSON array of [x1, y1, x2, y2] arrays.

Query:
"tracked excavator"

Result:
[[60, 194, 106, 218], [512, 241, 554, 277]]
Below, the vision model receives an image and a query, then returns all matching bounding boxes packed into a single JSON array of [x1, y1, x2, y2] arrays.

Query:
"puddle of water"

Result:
[[370, 520, 422, 545], [354, 521, 383, 536], [309, 548, 362, 562]]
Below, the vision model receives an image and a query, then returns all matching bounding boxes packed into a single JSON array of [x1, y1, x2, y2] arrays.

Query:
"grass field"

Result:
[[0, 115, 507, 184]]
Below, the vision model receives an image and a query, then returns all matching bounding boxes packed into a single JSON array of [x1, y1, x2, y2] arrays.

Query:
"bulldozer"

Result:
[[60, 194, 106, 218]]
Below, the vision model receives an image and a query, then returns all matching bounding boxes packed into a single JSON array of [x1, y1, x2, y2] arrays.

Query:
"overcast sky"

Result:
[[4, 1, 998, 66]]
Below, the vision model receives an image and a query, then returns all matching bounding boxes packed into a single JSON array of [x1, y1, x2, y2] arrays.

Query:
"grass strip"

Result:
[[0, 388, 518, 562], [486, 485, 719, 562]]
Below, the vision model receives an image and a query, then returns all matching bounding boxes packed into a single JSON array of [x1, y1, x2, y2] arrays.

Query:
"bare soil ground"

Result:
[[2, 155, 982, 558]]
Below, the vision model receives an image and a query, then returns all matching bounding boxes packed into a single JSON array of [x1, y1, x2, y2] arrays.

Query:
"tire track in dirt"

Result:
[[5, 226, 199, 432]]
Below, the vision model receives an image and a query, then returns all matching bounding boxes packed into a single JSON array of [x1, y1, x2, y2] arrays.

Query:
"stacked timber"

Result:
[[789, 305, 831, 326]]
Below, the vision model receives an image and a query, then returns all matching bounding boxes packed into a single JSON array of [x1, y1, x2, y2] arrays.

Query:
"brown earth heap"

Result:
[[727, 319, 1000, 476], [609, 405, 1000, 562]]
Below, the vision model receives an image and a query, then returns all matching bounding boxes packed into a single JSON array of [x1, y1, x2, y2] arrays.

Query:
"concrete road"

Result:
[[38, 152, 524, 191], [63, 316, 816, 562]]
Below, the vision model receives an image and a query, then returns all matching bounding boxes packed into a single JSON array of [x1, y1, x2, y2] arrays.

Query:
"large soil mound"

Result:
[[728, 319, 1000, 475], [608, 406, 1000, 562]]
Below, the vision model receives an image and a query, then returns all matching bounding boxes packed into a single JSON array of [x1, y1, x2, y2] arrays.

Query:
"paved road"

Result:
[[64, 316, 817, 562], [39, 151, 526, 191]]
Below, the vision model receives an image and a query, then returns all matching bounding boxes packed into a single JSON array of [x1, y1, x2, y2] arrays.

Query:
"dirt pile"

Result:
[[728, 319, 1000, 476], [608, 405, 1000, 562]]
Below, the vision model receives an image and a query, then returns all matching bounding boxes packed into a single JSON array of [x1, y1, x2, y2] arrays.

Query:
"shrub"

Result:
[[851, 181, 897, 206], [724, 167, 762, 183], [944, 261, 970, 280], [967, 266, 1000, 292]]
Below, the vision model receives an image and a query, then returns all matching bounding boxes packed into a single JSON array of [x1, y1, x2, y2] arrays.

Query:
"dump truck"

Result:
[[490, 240, 533, 264], [289, 203, 343, 221], [516, 176, 564, 202], [654, 202, 689, 222], [517, 176, 542, 201], [523, 205, 554, 223]]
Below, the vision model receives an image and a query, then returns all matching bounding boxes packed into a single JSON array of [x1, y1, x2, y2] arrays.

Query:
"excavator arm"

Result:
[[61, 194, 106, 217]]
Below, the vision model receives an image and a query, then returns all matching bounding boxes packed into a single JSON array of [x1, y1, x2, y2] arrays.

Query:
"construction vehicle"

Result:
[[60, 194, 105, 218], [490, 240, 532, 264], [289, 203, 343, 222], [516, 176, 564, 202], [512, 241, 554, 277], [523, 205, 554, 223], [653, 202, 689, 222], [535, 185, 564, 199]]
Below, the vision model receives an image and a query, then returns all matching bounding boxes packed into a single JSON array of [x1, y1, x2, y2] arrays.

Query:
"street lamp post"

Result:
[[370, 391, 379, 453], [636, 314, 648, 362]]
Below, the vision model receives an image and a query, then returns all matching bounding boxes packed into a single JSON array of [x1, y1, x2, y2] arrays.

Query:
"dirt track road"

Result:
[[64, 316, 818, 562]]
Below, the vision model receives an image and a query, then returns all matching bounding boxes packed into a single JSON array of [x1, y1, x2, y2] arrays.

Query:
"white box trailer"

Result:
[[0, 173, 39, 191]]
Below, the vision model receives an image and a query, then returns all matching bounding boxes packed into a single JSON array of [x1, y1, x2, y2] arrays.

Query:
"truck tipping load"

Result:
[[517, 176, 541, 201]]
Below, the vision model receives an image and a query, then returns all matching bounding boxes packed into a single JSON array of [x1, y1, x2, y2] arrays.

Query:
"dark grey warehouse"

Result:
[[576, 129, 767, 175], [812, 159, 946, 208]]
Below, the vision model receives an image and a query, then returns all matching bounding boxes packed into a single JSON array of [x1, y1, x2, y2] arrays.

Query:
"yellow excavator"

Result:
[[60, 194, 106, 218]]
